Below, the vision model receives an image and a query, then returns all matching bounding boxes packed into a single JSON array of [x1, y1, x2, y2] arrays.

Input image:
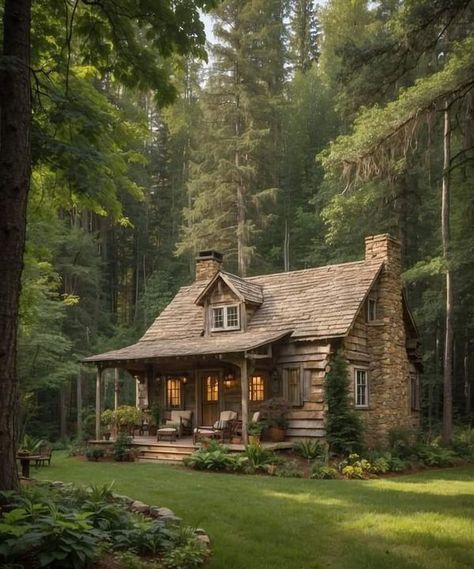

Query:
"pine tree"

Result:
[[325, 351, 364, 455]]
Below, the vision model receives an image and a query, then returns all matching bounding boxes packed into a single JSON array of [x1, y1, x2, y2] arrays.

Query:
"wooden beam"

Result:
[[114, 368, 119, 410], [240, 356, 249, 444], [95, 368, 102, 440]]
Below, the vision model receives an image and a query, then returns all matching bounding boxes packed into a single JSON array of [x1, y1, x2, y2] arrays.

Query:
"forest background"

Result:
[[14, 0, 474, 439]]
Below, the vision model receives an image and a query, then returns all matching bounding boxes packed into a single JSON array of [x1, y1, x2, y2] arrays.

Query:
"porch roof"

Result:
[[83, 330, 292, 363]]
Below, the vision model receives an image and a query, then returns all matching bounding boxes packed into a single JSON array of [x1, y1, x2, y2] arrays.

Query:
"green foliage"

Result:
[[243, 443, 278, 472], [325, 352, 364, 455], [387, 427, 419, 459], [310, 463, 338, 480], [247, 421, 266, 437], [415, 445, 459, 467], [162, 538, 208, 569], [85, 448, 105, 462], [18, 434, 45, 454], [112, 432, 133, 462], [294, 439, 326, 461], [274, 460, 303, 478], [338, 454, 373, 479], [259, 398, 290, 429], [114, 405, 142, 428], [184, 443, 239, 472]]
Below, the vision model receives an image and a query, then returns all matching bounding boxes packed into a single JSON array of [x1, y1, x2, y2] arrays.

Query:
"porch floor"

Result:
[[89, 436, 294, 462]]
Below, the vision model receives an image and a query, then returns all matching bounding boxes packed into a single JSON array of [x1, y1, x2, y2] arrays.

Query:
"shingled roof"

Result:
[[195, 270, 264, 306], [84, 258, 383, 363]]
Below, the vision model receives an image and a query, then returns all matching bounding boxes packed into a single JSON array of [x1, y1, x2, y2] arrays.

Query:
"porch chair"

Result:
[[193, 410, 237, 444], [35, 443, 53, 467], [232, 411, 261, 439], [164, 410, 193, 437]]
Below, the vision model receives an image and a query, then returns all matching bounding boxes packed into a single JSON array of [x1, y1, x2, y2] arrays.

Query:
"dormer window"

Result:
[[211, 305, 240, 331]]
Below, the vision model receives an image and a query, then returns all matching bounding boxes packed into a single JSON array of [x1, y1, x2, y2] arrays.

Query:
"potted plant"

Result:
[[260, 398, 290, 442], [100, 409, 115, 440], [149, 403, 163, 436], [18, 434, 44, 456], [247, 420, 265, 445], [114, 405, 142, 435]]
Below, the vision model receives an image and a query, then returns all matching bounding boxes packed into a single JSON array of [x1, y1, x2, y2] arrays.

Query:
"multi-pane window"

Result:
[[355, 369, 368, 408], [249, 375, 265, 401], [411, 373, 420, 411], [211, 305, 240, 331], [367, 298, 377, 321], [212, 307, 224, 329], [287, 368, 302, 406], [166, 378, 182, 409], [205, 376, 219, 402]]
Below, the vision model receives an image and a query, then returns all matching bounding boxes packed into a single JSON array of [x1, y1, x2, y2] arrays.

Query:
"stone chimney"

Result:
[[362, 233, 414, 444], [195, 250, 223, 281], [365, 234, 401, 276]]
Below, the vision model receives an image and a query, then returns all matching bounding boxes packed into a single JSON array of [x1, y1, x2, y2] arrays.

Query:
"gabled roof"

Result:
[[84, 258, 383, 363], [195, 270, 264, 306]]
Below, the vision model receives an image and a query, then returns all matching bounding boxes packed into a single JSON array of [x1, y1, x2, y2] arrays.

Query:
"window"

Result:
[[249, 375, 265, 401], [205, 376, 219, 402], [286, 367, 302, 406], [367, 298, 377, 321], [166, 378, 182, 408], [410, 372, 420, 411], [355, 369, 368, 408], [211, 305, 240, 331]]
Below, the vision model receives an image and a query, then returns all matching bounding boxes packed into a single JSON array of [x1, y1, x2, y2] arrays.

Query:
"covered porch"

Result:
[[87, 334, 291, 446]]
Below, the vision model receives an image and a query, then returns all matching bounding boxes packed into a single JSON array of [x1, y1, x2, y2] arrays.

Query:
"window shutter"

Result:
[[303, 369, 312, 402]]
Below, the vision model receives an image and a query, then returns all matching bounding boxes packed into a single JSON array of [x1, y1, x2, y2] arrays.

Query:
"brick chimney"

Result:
[[195, 250, 223, 281]]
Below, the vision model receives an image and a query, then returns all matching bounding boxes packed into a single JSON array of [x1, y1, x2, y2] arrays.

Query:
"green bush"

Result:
[[311, 462, 338, 479], [338, 453, 372, 479], [452, 426, 474, 460], [387, 426, 419, 459], [162, 539, 208, 568], [325, 352, 364, 455], [184, 443, 238, 472], [113, 432, 133, 461], [85, 448, 105, 461], [275, 460, 303, 478], [243, 443, 278, 471], [416, 444, 459, 467], [294, 439, 325, 461]]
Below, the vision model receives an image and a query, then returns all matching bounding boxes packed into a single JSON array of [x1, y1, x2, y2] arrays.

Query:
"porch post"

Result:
[[114, 368, 119, 410], [241, 356, 249, 444], [95, 367, 102, 440]]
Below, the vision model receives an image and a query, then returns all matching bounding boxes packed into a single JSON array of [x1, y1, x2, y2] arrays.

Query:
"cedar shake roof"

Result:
[[195, 270, 264, 306], [84, 258, 383, 363]]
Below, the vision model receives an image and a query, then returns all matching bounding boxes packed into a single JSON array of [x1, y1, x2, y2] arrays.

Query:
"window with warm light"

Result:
[[249, 375, 265, 401], [166, 378, 182, 408], [205, 376, 219, 401]]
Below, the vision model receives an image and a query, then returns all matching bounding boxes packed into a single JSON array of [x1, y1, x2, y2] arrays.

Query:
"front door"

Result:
[[201, 372, 220, 425]]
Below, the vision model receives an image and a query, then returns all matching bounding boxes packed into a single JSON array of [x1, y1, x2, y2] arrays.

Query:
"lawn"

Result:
[[36, 454, 474, 569]]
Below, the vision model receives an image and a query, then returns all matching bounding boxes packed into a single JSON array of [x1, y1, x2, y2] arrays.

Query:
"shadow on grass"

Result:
[[35, 457, 474, 569]]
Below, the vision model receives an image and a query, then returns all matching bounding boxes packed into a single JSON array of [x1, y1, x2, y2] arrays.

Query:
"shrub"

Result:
[[259, 397, 290, 429], [85, 448, 105, 461], [112, 432, 133, 461], [184, 443, 237, 472], [387, 426, 419, 459], [294, 439, 325, 461], [325, 351, 364, 455], [338, 453, 372, 479], [370, 456, 390, 474], [416, 444, 459, 467], [452, 426, 474, 460], [243, 443, 278, 471], [162, 539, 208, 568], [275, 460, 303, 478], [311, 463, 338, 479]]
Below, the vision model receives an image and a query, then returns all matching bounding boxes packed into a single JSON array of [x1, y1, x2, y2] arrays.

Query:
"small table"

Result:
[[157, 427, 177, 442], [16, 454, 42, 478]]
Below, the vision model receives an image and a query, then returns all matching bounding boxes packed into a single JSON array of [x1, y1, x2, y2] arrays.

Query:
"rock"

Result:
[[131, 500, 150, 514], [194, 528, 207, 535], [155, 507, 175, 518], [196, 534, 211, 547]]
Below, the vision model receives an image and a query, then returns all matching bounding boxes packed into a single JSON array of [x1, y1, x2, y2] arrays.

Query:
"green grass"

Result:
[[36, 454, 474, 569]]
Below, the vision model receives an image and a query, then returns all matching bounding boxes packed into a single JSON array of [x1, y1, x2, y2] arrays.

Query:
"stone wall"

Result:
[[362, 234, 417, 445]]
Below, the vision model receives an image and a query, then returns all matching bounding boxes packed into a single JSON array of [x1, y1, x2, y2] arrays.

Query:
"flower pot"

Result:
[[267, 426, 285, 442]]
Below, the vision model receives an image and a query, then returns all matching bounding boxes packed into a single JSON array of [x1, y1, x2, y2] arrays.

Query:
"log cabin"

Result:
[[85, 233, 421, 446]]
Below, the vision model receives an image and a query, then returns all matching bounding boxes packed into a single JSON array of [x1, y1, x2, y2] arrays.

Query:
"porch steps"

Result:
[[135, 443, 195, 463]]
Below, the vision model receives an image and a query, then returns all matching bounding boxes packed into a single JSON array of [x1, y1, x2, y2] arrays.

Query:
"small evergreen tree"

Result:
[[325, 351, 363, 455]]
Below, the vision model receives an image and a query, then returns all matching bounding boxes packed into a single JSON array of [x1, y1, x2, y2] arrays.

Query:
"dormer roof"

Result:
[[194, 270, 264, 306]]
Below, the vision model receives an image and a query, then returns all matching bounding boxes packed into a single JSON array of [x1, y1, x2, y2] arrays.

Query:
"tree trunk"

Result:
[[441, 100, 453, 446], [77, 369, 83, 440], [464, 334, 471, 416], [0, 0, 32, 491], [59, 383, 67, 439]]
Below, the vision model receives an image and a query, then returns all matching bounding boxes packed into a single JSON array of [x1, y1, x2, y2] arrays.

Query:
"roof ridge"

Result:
[[244, 258, 382, 281]]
